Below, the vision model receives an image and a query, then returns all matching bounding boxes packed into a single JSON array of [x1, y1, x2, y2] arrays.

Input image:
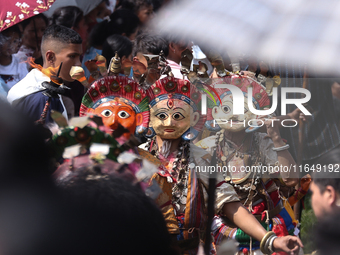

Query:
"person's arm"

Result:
[[262, 118, 299, 185], [223, 202, 303, 254]]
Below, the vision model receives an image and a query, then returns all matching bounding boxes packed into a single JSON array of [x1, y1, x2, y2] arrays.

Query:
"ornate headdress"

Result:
[[146, 77, 206, 140], [80, 75, 154, 136], [205, 74, 271, 132]]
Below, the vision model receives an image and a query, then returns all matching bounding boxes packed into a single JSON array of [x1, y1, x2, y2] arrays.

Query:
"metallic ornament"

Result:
[[91, 90, 99, 97], [167, 176, 173, 183], [99, 86, 107, 93], [124, 85, 132, 93], [110, 81, 120, 92], [221, 156, 227, 162], [191, 92, 199, 101], [153, 87, 161, 95], [225, 176, 231, 182], [175, 203, 180, 212], [181, 85, 189, 93], [165, 81, 177, 92], [108, 51, 121, 75], [255, 93, 262, 100], [180, 196, 187, 204], [134, 92, 141, 99]]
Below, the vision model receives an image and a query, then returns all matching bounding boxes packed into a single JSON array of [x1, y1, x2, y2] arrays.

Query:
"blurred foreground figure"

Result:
[[58, 166, 178, 255]]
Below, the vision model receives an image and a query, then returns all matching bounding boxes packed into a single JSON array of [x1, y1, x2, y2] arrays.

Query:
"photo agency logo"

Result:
[[200, 84, 312, 128]]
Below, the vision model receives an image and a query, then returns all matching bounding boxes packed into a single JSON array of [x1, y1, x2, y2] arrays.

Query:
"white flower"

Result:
[[21, 2, 30, 8], [6, 12, 12, 18], [5, 19, 10, 24], [19, 14, 24, 19], [15, 2, 21, 7], [36, 0, 43, 3], [33, 11, 39, 14]]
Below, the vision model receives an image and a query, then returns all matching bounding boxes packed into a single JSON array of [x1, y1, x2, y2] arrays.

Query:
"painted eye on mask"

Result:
[[221, 105, 231, 114], [172, 112, 185, 120], [118, 110, 130, 119], [101, 109, 113, 117], [155, 112, 169, 120]]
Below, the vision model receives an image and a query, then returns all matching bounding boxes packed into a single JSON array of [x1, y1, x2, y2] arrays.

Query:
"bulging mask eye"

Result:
[[101, 109, 113, 117], [118, 110, 130, 119], [172, 112, 185, 120], [222, 105, 231, 114], [155, 112, 169, 120]]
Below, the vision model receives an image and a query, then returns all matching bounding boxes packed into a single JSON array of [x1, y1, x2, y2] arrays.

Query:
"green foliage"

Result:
[[300, 193, 317, 254]]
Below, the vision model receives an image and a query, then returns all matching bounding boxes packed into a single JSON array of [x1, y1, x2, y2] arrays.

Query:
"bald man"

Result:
[[7, 24, 82, 124]]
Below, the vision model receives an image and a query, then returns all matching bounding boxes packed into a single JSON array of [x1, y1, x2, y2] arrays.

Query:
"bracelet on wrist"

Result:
[[260, 231, 277, 254], [272, 144, 290, 152]]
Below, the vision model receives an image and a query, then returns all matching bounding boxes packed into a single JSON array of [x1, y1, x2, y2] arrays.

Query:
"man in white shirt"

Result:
[[7, 24, 82, 124]]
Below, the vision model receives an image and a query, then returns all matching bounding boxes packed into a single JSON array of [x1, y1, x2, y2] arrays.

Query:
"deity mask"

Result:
[[146, 77, 206, 140], [80, 76, 153, 140], [205, 75, 270, 132]]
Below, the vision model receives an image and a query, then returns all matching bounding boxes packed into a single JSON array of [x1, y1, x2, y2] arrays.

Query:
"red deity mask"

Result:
[[80, 76, 153, 140]]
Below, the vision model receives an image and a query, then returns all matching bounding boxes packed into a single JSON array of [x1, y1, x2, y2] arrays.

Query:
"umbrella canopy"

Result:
[[44, 0, 103, 17], [0, 0, 56, 32], [150, 0, 340, 75]]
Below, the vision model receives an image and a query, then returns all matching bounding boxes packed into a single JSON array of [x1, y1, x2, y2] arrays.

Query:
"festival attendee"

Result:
[[58, 168, 178, 255], [14, 14, 48, 66], [131, 32, 168, 82], [108, 9, 140, 40], [164, 35, 191, 79], [314, 211, 340, 255], [102, 34, 133, 76], [7, 25, 82, 124], [310, 148, 340, 219], [50, 6, 88, 53], [141, 76, 303, 254], [120, 0, 154, 24], [0, 25, 28, 96], [82, 9, 139, 78], [268, 61, 340, 165], [85, 0, 112, 34], [50, 6, 90, 117], [196, 75, 300, 254]]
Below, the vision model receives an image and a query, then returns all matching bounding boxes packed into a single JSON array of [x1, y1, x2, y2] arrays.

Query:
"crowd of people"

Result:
[[0, 0, 340, 255]]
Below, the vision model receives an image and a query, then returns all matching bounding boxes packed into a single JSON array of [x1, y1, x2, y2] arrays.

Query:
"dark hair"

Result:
[[133, 32, 168, 56], [86, 20, 110, 49], [87, 9, 139, 49], [312, 146, 340, 193], [102, 34, 132, 64], [19, 13, 48, 31], [108, 9, 140, 37], [50, 6, 84, 29], [120, 0, 153, 13], [315, 213, 340, 255], [59, 167, 178, 255], [42, 24, 82, 45], [0, 24, 21, 43]]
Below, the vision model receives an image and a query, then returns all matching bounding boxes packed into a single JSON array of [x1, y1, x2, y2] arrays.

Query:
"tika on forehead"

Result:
[[146, 77, 206, 141]]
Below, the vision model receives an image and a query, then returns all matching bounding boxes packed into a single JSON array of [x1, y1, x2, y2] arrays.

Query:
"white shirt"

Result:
[[0, 56, 28, 92], [7, 68, 68, 121]]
